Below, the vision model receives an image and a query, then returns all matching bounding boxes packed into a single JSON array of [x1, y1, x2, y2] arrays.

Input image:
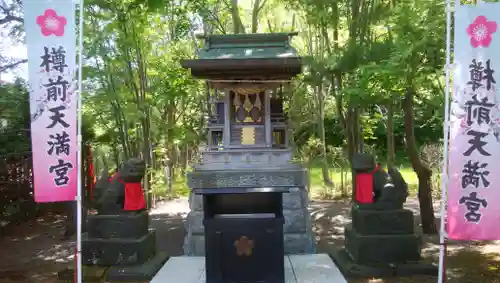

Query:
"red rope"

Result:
[[87, 145, 96, 200]]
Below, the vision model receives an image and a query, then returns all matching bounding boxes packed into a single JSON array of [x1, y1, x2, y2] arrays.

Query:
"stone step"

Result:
[[150, 254, 347, 283], [106, 252, 170, 282], [331, 249, 438, 278], [58, 252, 170, 282]]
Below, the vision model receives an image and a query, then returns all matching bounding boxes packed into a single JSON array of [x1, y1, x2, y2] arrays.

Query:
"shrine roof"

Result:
[[181, 32, 302, 80]]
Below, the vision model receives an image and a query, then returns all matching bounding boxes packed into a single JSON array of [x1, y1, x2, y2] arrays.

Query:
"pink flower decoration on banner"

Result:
[[466, 16, 497, 48], [36, 9, 67, 37]]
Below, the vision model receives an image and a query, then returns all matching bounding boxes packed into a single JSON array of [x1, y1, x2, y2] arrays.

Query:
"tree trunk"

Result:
[[387, 100, 395, 167], [358, 117, 364, 152], [312, 29, 332, 187], [353, 107, 361, 152], [165, 164, 173, 197], [118, 13, 153, 209], [142, 110, 153, 209], [231, 0, 245, 33], [100, 152, 108, 172], [110, 101, 131, 159], [402, 87, 437, 234], [318, 83, 334, 187], [113, 146, 121, 167], [340, 168, 347, 197], [251, 0, 260, 33], [345, 104, 360, 200], [90, 33, 133, 160]]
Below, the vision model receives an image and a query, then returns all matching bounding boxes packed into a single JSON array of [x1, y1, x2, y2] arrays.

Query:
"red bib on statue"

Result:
[[123, 182, 147, 211], [355, 165, 379, 204], [111, 173, 147, 211]]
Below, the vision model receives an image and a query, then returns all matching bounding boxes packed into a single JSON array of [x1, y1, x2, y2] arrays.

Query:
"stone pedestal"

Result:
[[183, 168, 315, 256], [332, 206, 437, 277], [82, 211, 169, 281]]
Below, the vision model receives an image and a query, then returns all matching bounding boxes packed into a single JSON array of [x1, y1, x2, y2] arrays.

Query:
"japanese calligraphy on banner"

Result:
[[448, 3, 500, 240], [24, 0, 77, 203]]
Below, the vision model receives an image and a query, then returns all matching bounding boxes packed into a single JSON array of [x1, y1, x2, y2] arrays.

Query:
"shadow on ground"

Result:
[[0, 212, 75, 283], [149, 212, 185, 257], [0, 200, 189, 283]]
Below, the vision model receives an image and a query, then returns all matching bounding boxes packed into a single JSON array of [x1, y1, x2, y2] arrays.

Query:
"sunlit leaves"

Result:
[[81, 0, 206, 163]]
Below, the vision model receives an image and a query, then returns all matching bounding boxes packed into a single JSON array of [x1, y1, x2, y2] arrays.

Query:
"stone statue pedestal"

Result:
[[331, 153, 437, 278], [346, 207, 421, 264], [81, 211, 168, 281], [332, 206, 437, 277]]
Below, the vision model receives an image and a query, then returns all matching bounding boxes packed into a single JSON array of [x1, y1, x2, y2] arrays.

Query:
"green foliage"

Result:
[[150, 169, 189, 199], [0, 79, 30, 157], [0, 0, 452, 201]]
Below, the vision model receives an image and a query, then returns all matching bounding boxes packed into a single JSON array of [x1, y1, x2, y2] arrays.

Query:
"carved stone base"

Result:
[[187, 168, 308, 188], [352, 208, 414, 235], [196, 149, 296, 170], [331, 249, 438, 278], [58, 265, 108, 282], [182, 187, 315, 256], [344, 226, 421, 264], [58, 253, 169, 282], [106, 252, 170, 282], [82, 230, 156, 266], [87, 211, 149, 239]]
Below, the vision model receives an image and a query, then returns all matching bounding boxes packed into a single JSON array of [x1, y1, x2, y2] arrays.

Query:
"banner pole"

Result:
[[76, 0, 85, 282], [438, 0, 454, 282]]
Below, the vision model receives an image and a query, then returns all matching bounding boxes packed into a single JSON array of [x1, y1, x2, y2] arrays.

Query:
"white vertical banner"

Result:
[[24, 0, 78, 203], [448, 2, 500, 240], [24, 1, 83, 282]]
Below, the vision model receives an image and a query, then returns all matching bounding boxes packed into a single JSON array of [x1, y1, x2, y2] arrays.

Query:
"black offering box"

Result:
[[194, 187, 290, 283]]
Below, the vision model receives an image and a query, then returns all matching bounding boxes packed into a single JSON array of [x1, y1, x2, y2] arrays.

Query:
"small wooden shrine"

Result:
[[181, 33, 315, 283], [181, 32, 302, 152]]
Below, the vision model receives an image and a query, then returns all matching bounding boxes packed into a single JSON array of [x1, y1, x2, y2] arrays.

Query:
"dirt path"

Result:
[[149, 198, 188, 256], [0, 198, 498, 283]]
